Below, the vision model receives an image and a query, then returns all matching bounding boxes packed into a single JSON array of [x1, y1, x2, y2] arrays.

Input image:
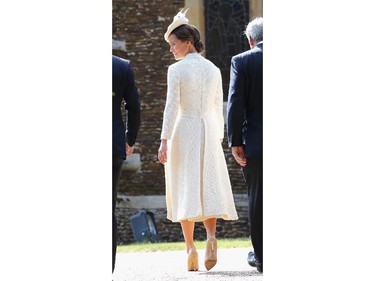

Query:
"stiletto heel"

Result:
[[187, 247, 199, 271], [205, 237, 217, 270]]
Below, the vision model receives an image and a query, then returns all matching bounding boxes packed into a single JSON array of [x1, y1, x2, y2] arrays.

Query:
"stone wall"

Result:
[[113, 0, 250, 245], [116, 195, 250, 244], [117, 207, 250, 244]]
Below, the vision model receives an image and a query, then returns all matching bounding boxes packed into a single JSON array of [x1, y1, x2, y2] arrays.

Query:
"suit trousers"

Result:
[[243, 155, 263, 264], [112, 156, 123, 272]]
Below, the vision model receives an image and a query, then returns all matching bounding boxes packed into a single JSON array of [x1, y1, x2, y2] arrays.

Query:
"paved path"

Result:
[[113, 248, 262, 281]]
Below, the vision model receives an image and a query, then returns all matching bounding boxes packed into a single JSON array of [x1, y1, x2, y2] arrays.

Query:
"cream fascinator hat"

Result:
[[164, 8, 190, 42]]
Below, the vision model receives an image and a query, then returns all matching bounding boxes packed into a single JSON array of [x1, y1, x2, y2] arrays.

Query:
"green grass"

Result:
[[117, 237, 251, 253]]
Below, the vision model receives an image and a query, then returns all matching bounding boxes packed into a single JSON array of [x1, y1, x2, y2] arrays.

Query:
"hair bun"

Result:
[[194, 40, 204, 53]]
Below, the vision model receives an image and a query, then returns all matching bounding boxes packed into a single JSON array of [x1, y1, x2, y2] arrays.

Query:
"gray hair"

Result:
[[244, 17, 263, 43]]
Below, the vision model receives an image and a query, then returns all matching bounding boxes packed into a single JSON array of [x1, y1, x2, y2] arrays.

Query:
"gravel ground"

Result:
[[113, 247, 263, 281]]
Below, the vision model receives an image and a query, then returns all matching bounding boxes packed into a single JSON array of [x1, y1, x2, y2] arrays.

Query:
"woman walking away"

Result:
[[158, 9, 238, 272]]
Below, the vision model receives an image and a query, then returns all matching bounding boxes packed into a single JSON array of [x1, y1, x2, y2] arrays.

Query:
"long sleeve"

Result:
[[124, 62, 141, 146], [227, 55, 246, 147], [161, 64, 180, 139], [112, 56, 141, 157], [215, 69, 224, 140]]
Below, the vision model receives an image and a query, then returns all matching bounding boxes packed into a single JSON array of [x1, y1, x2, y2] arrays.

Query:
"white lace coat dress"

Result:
[[161, 53, 238, 222]]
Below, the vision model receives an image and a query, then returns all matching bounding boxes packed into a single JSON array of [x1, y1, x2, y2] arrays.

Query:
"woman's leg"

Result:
[[181, 220, 198, 271], [180, 220, 196, 252], [203, 218, 217, 239]]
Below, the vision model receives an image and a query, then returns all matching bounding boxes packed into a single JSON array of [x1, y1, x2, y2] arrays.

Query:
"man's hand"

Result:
[[126, 143, 135, 156], [231, 146, 247, 167]]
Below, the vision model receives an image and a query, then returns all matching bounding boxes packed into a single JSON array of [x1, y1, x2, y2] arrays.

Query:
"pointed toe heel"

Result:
[[205, 237, 217, 271], [187, 247, 199, 271]]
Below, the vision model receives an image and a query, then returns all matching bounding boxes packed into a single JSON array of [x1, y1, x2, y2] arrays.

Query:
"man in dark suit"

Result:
[[227, 17, 263, 273], [112, 55, 141, 272]]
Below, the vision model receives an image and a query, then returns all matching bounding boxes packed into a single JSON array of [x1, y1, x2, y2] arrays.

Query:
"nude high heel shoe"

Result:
[[187, 247, 199, 271], [205, 237, 217, 271]]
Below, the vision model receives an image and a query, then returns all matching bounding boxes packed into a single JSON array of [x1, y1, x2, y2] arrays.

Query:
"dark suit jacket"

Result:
[[227, 43, 263, 158], [112, 55, 141, 159]]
